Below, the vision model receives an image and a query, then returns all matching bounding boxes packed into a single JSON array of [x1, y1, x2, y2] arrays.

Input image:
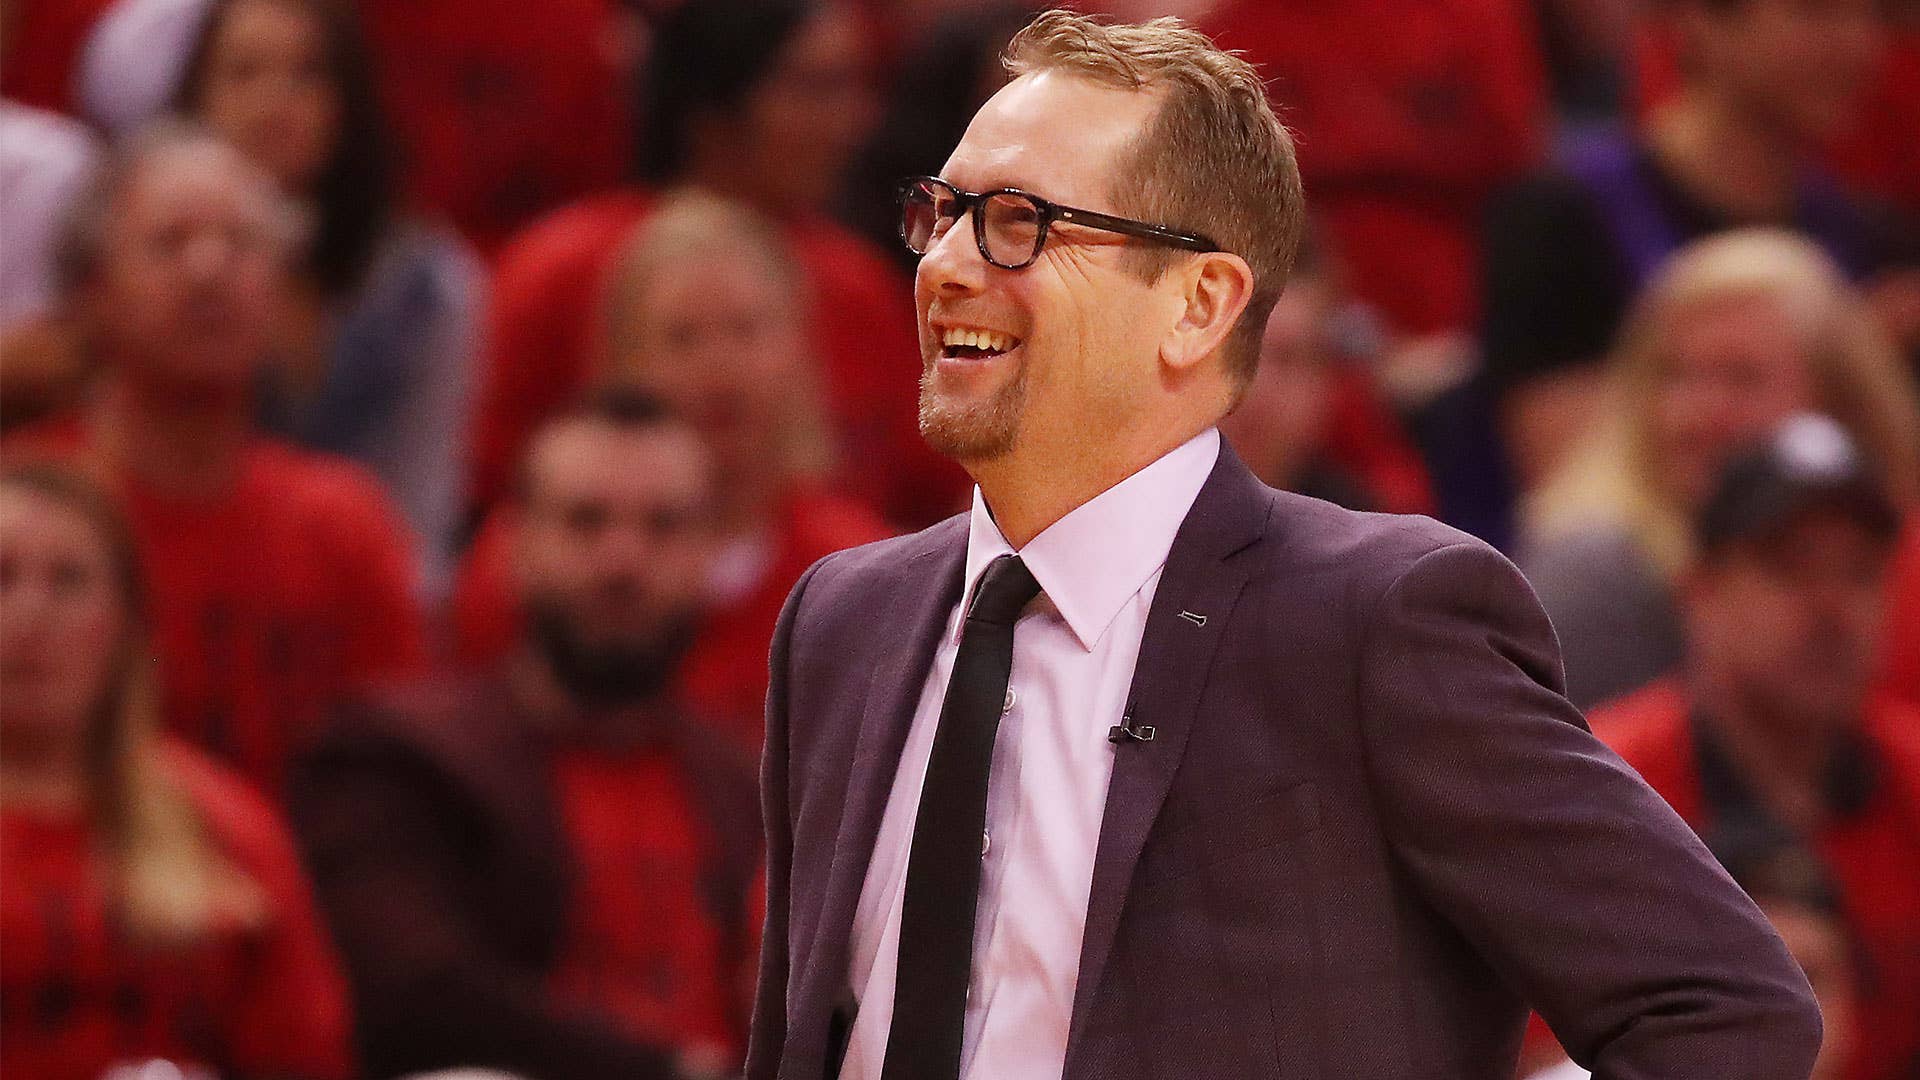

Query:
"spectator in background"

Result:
[[1522, 230, 1918, 710], [0, 463, 351, 1080], [0, 100, 98, 431], [1218, 237, 1434, 515], [1631, 0, 1920, 220], [293, 391, 758, 1080], [173, 0, 484, 590], [469, 0, 967, 530], [454, 193, 890, 752], [1200, 0, 1547, 341], [1589, 413, 1920, 1080], [3, 123, 427, 797], [354, 0, 632, 255], [1483, 0, 1918, 492]]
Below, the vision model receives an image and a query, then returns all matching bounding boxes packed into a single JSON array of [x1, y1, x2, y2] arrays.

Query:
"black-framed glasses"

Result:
[[897, 175, 1220, 271]]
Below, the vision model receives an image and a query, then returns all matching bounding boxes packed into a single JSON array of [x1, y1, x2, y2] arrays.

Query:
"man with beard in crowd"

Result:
[[290, 389, 760, 1080]]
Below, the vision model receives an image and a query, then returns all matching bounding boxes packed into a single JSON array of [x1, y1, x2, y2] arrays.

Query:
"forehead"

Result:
[[941, 69, 1164, 209], [116, 144, 275, 227], [0, 487, 107, 555], [525, 423, 710, 505]]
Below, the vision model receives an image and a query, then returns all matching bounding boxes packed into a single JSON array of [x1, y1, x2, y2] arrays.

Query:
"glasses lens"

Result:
[[982, 193, 1044, 267], [901, 181, 951, 255]]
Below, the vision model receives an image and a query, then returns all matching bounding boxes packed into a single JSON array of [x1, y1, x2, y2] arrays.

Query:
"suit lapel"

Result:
[[1065, 445, 1273, 1065], [797, 521, 969, 1021]]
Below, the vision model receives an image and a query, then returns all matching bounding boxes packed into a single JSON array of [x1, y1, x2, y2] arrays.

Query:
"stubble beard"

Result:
[[917, 351, 1030, 463]]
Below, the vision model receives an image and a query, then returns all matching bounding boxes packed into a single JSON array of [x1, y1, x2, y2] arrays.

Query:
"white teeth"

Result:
[[940, 327, 1017, 353]]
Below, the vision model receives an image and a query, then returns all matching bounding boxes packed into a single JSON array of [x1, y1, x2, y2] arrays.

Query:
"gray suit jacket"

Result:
[[748, 444, 1820, 1080]]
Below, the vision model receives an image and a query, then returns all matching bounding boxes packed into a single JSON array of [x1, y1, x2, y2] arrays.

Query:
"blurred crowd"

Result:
[[0, 0, 1916, 1078]]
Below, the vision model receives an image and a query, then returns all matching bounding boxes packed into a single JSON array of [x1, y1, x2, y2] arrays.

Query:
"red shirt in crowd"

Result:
[[452, 486, 890, 753], [547, 747, 744, 1060], [465, 190, 965, 528], [0, 0, 117, 113], [1202, 0, 1547, 335], [1878, 521, 1920, 707], [0, 738, 353, 1080], [5, 418, 429, 796], [1592, 681, 1920, 1080], [357, 0, 631, 256]]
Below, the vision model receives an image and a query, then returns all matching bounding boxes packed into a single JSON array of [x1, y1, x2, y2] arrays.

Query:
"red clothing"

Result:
[[358, 0, 629, 255], [0, 0, 116, 113], [1634, 19, 1920, 214], [1322, 366, 1436, 516], [1879, 521, 1920, 707], [1202, 0, 1547, 334], [0, 739, 353, 1080], [1592, 681, 1920, 1080], [466, 190, 965, 527], [548, 748, 741, 1058], [452, 487, 891, 752], [5, 418, 428, 795]]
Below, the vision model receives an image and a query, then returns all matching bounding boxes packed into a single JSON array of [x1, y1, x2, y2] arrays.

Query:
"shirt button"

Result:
[[1002, 688, 1016, 714], [981, 830, 992, 856]]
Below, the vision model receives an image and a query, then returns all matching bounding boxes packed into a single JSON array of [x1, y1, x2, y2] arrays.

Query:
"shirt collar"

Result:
[[962, 428, 1220, 651]]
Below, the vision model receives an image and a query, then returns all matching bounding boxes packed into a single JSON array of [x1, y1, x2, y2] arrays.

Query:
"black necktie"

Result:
[[882, 553, 1042, 1080]]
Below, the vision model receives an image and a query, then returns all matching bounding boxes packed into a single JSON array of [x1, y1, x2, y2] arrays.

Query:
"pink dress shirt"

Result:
[[841, 428, 1221, 1080]]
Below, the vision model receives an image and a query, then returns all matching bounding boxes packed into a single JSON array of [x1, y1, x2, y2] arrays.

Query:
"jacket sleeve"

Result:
[[1354, 540, 1822, 1079], [288, 724, 684, 1080], [746, 555, 830, 1080]]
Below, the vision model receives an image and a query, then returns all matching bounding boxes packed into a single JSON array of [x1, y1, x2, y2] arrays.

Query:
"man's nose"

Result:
[[180, 230, 238, 283], [918, 210, 988, 296]]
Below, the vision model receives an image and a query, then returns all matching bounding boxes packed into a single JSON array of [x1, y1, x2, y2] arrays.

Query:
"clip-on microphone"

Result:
[[1108, 712, 1155, 744]]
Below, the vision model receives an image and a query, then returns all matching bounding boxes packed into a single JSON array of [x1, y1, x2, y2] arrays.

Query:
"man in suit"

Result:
[[748, 10, 1822, 1080]]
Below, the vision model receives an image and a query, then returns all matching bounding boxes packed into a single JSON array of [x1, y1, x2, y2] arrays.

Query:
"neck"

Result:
[[1646, 87, 1803, 220], [508, 649, 675, 751], [970, 419, 1210, 549], [1692, 670, 1850, 831], [91, 374, 254, 497], [0, 734, 87, 817]]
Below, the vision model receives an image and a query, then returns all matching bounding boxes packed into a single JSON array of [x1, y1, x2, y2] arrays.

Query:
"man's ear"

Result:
[[1160, 251, 1255, 376]]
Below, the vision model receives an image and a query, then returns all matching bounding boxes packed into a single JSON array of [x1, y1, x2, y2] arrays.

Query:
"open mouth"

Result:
[[940, 326, 1022, 361]]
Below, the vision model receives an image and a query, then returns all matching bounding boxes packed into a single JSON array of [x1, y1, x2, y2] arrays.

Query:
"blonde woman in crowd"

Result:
[[0, 463, 352, 1080], [451, 192, 889, 752], [1521, 228, 1919, 711]]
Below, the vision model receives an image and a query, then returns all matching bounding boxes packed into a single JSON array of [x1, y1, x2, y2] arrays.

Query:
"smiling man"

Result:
[[747, 11, 1821, 1080]]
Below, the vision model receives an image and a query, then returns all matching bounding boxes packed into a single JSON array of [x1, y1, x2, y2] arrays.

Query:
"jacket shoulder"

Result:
[[1262, 489, 1507, 587]]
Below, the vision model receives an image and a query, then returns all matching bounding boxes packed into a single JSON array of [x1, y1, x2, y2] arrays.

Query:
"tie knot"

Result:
[[966, 554, 1042, 627]]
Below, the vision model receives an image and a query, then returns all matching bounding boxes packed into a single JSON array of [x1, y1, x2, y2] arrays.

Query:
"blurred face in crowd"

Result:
[[1219, 277, 1335, 489], [916, 71, 1194, 464], [0, 484, 129, 760], [1685, 508, 1892, 729], [194, 0, 341, 192], [514, 419, 718, 705], [1760, 899, 1857, 1080], [1652, 293, 1817, 509], [1681, 0, 1885, 139], [610, 250, 805, 503], [87, 140, 289, 394], [728, 4, 877, 213]]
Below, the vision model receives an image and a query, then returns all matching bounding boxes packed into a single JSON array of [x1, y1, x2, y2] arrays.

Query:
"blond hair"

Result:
[[1, 463, 265, 943], [599, 189, 833, 483], [1003, 9, 1305, 386], [1527, 229, 1920, 577]]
